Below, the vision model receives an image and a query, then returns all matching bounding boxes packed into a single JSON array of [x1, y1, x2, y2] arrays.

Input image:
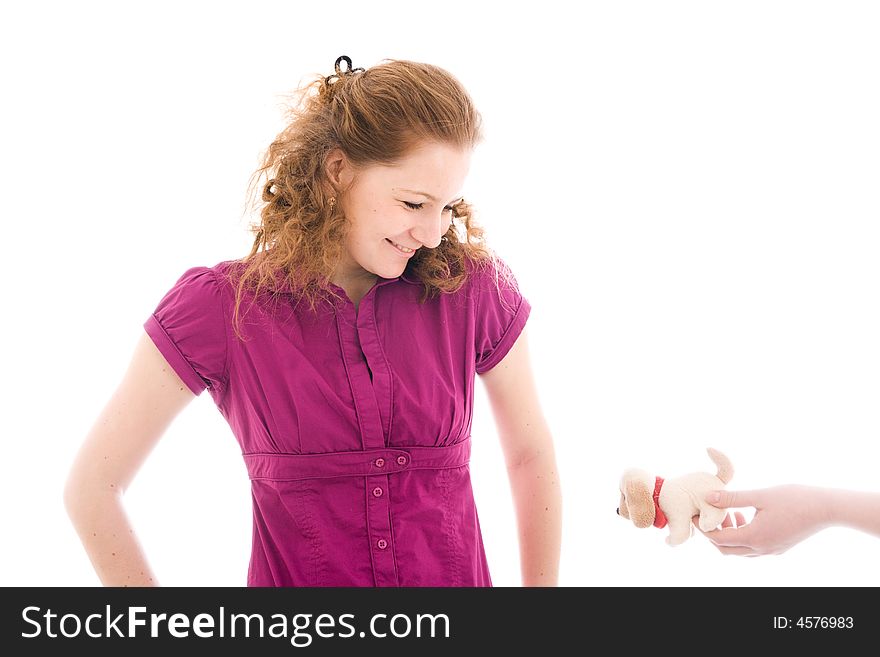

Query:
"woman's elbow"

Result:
[[63, 465, 118, 523], [63, 468, 90, 523], [505, 442, 558, 472]]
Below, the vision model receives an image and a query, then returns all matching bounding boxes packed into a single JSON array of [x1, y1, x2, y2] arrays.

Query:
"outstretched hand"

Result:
[[693, 485, 832, 556]]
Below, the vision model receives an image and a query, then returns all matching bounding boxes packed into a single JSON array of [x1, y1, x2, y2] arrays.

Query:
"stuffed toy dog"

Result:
[[617, 448, 734, 546]]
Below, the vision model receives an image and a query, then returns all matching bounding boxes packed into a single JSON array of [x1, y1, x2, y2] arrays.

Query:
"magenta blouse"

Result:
[[143, 257, 530, 586]]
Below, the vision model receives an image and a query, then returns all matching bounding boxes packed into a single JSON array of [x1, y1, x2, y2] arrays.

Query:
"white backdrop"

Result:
[[2, 1, 879, 587]]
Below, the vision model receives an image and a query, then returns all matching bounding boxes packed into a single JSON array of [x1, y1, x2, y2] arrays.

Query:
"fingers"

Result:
[[702, 524, 755, 548], [713, 546, 756, 557], [706, 488, 760, 509], [693, 511, 749, 532], [699, 510, 764, 556]]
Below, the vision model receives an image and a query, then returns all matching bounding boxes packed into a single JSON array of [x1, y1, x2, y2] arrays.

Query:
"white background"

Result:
[[2, 1, 878, 587]]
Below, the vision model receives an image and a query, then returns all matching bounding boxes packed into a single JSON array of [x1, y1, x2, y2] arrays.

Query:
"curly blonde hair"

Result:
[[223, 57, 498, 340]]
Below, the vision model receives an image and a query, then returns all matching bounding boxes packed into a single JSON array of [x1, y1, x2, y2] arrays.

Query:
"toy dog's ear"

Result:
[[625, 479, 655, 529]]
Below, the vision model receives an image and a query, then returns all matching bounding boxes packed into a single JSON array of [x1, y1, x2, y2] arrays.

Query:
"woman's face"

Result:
[[332, 141, 472, 287]]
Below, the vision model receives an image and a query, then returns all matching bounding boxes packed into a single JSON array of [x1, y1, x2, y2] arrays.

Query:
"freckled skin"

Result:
[[64, 327, 194, 586], [327, 141, 471, 306]]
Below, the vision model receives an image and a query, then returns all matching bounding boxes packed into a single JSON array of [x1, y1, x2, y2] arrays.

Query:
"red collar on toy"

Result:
[[652, 476, 667, 528]]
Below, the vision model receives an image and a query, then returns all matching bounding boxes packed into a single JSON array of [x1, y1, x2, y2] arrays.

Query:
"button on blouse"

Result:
[[143, 256, 530, 586]]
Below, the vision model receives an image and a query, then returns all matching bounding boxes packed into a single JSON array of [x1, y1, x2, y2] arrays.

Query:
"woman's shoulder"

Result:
[[202, 257, 261, 296], [208, 254, 303, 298], [149, 261, 237, 319], [461, 252, 524, 297], [209, 258, 243, 283]]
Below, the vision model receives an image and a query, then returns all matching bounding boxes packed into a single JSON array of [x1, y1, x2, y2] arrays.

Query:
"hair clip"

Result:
[[335, 55, 364, 75], [326, 55, 365, 85]]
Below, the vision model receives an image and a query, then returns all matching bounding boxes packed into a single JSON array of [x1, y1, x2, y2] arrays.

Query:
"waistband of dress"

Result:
[[243, 437, 472, 482]]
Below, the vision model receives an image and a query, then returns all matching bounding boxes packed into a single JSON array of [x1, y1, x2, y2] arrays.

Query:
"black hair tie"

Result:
[[326, 55, 365, 84]]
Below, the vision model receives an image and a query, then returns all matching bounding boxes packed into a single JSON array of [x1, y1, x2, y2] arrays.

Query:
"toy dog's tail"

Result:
[[707, 447, 734, 484]]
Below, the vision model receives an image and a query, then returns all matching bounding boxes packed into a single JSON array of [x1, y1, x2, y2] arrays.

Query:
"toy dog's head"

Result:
[[617, 448, 734, 546]]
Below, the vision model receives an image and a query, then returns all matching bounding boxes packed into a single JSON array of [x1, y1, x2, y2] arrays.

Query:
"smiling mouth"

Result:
[[386, 238, 416, 254]]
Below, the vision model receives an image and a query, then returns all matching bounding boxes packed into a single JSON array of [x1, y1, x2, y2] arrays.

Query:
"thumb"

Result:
[[706, 489, 758, 509]]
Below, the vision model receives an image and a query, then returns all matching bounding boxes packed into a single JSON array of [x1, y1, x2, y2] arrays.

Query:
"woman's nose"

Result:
[[410, 211, 448, 249]]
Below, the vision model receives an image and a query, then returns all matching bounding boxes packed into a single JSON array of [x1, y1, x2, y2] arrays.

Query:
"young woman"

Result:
[[64, 56, 561, 587]]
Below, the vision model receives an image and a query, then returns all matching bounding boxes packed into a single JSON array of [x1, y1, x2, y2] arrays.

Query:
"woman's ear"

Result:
[[324, 147, 355, 194]]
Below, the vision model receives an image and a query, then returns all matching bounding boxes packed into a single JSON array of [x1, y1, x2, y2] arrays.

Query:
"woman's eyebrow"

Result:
[[397, 188, 437, 201], [396, 188, 464, 205]]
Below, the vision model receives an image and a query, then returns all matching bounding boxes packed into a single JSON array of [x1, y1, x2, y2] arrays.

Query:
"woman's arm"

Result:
[[64, 331, 197, 585], [829, 488, 880, 537], [698, 485, 880, 556], [479, 326, 562, 586]]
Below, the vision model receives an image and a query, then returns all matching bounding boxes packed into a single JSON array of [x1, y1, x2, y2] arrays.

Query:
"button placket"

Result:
[[339, 287, 400, 586], [366, 471, 396, 585], [357, 291, 399, 586]]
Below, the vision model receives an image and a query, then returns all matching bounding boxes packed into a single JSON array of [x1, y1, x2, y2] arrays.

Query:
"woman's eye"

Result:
[[403, 201, 456, 213]]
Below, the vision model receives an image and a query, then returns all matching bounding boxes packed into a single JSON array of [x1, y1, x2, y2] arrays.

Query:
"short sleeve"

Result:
[[473, 257, 531, 374], [143, 266, 229, 396]]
